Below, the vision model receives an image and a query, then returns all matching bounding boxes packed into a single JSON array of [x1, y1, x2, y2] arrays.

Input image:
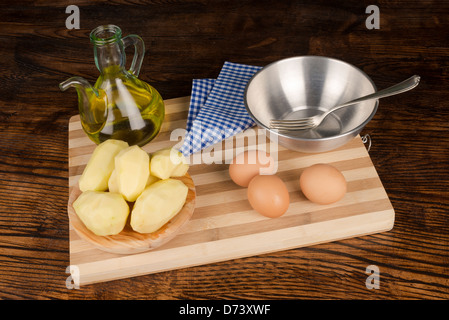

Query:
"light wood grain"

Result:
[[68, 96, 395, 285]]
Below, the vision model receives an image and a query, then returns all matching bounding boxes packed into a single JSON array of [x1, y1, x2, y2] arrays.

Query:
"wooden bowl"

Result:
[[67, 174, 196, 254]]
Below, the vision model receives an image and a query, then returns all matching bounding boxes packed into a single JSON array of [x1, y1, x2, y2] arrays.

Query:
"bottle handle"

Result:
[[122, 34, 145, 77]]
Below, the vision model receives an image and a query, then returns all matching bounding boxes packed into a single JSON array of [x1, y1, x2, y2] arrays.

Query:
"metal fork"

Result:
[[269, 75, 420, 131]]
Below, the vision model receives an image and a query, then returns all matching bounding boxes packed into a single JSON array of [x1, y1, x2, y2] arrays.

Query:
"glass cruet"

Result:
[[60, 25, 165, 147]]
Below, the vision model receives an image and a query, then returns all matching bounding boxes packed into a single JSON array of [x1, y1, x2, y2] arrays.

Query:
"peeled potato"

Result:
[[171, 161, 189, 177], [115, 145, 150, 202], [78, 139, 129, 192], [73, 191, 129, 236], [145, 175, 160, 187], [109, 170, 158, 193], [150, 148, 189, 179], [108, 169, 119, 193], [130, 179, 188, 233]]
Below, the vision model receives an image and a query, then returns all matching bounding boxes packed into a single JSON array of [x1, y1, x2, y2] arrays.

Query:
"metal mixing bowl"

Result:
[[244, 56, 378, 153]]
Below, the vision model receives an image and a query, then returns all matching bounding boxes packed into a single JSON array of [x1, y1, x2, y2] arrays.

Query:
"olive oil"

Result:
[[60, 25, 165, 147], [80, 66, 165, 146]]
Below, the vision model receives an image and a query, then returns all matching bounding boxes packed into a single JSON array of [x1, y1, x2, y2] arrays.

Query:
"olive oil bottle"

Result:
[[60, 25, 165, 147]]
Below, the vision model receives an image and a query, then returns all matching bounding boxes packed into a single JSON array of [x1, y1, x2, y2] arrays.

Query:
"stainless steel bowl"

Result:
[[244, 56, 378, 153]]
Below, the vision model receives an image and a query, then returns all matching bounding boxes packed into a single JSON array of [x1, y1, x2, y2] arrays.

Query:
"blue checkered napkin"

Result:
[[180, 61, 262, 156], [185, 78, 215, 132]]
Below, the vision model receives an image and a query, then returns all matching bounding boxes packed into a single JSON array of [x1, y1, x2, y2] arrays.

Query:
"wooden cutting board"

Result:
[[68, 96, 395, 286]]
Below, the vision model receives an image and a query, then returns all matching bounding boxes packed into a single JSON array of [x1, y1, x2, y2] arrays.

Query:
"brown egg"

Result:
[[299, 163, 347, 205], [247, 175, 290, 218], [229, 150, 275, 187]]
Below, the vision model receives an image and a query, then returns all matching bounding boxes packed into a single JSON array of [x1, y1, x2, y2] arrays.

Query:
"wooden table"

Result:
[[1, 0, 448, 300]]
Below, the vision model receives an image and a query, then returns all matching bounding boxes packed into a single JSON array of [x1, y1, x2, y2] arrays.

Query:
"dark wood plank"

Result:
[[0, 0, 448, 300]]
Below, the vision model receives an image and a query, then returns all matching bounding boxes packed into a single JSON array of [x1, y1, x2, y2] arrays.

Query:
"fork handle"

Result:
[[323, 75, 421, 116]]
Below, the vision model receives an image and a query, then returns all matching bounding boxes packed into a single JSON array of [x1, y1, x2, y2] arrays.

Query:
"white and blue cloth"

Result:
[[180, 61, 262, 156]]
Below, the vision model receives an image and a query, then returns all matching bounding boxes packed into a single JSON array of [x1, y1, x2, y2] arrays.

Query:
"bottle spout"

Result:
[[59, 76, 99, 97], [60, 76, 107, 135]]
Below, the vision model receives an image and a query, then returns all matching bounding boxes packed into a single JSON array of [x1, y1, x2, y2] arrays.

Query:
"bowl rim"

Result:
[[244, 55, 379, 142]]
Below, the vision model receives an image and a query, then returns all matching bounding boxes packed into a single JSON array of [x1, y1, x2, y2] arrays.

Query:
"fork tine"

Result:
[[270, 121, 313, 127], [270, 118, 313, 122], [272, 126, 315, 131], [269, 117, 317, 131], [270, 120, 314, 128], [270, 118, 314, 125], [270, 118, 313, 123], [270, 123, 315, 131]]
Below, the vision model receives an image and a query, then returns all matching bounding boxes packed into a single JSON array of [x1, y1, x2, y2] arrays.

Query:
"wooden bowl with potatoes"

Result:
[[67, 140, 196, 255]]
